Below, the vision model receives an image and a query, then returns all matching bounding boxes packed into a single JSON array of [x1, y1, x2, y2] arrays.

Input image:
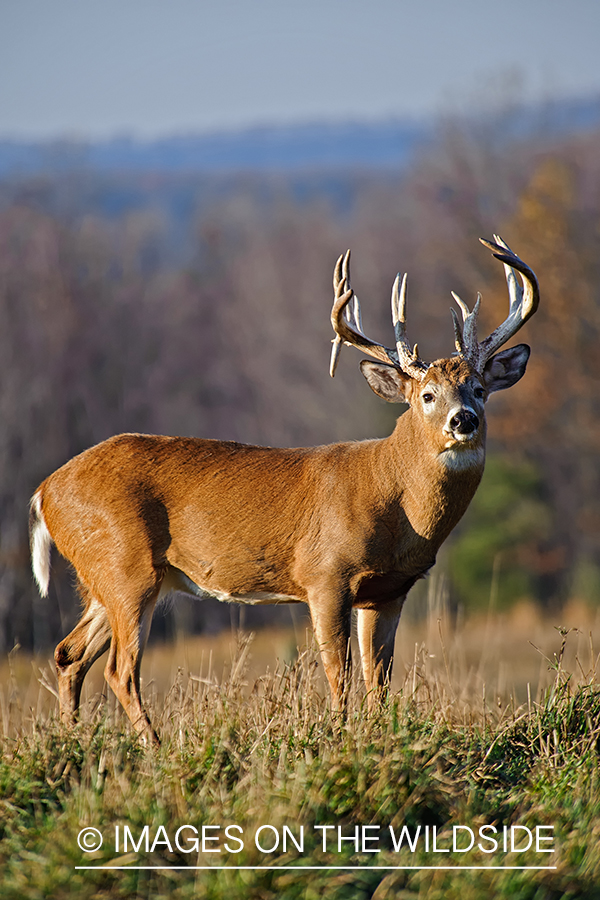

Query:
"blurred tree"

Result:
[[2, 122, 600, 652], [447, 456, 551, 610], [475, 153, 600, 605]]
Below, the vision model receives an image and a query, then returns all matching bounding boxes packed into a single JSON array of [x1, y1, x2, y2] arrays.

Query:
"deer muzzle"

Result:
[[445, 408, 480, 441]]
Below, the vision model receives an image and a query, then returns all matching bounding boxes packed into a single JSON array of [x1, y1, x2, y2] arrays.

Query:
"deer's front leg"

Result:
[[308, 587, 353, 710], [356, 598, 404, 709]]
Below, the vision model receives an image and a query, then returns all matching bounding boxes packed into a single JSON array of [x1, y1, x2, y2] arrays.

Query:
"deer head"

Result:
[[330, 236, 539, 462]]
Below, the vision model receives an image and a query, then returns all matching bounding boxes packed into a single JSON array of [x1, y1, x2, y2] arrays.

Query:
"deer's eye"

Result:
[[474, 387, 485, 399], [422, 392, 435, 404]]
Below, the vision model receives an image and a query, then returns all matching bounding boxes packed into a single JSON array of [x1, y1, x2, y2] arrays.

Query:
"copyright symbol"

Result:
[[77, 827, 103, 852]]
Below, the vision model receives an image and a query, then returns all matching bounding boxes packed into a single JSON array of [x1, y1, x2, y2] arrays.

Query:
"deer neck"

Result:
[[382, 408, 486, 544]]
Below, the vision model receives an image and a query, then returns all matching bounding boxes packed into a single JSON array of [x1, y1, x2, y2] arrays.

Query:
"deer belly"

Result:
[[158, 565, 302, 605], [352, 571, 423, 608]]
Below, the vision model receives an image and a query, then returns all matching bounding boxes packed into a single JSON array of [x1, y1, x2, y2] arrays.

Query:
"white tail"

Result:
[[30, 236, 539, 744], [29, 491, 52, 598]]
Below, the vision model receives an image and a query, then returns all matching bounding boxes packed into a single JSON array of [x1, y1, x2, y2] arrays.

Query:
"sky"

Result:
[[1, 0, 600, 140]]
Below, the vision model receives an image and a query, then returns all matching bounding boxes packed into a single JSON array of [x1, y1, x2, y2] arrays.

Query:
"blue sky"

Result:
[[2, 0, 600, 138]]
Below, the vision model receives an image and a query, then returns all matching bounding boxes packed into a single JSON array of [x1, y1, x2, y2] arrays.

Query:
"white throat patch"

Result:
[[439, 445, 485, 471]]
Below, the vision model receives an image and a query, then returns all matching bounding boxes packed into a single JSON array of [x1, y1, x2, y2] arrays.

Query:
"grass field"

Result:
[[1, 595, 600, 899]]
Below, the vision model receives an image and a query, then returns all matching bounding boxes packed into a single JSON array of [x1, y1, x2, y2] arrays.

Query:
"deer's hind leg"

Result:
[[101, 574, 162, 745], [55, 581, 112, 724], [57, 567, 162, 743]]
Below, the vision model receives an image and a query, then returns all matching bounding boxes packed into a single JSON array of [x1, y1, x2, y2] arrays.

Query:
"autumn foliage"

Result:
[[1, 121, 600, 651]]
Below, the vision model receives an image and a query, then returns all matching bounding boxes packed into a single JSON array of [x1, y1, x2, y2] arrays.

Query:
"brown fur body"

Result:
[[30, 236, 539, 743], [30, 356, 499, 742]]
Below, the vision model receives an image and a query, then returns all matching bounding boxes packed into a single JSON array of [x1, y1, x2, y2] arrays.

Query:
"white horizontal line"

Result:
[[76, 865, 557, 871]]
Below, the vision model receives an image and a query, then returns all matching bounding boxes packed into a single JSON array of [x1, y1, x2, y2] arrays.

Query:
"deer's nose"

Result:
[[449, 409, 479, 435]]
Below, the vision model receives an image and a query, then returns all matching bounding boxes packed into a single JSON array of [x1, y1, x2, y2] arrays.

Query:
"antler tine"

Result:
[[391, 273, 428, 376], [450, 290, 481, 366], [490, 234, 528, 320], [476, 236, 540, 367], [330, 250, 398, 377], [391, 273, 409, 353], [451, 290, 471, 323], [450, 306, 466, 355]]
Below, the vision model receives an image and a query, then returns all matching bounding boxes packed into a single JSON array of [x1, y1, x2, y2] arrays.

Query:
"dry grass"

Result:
[[2, 592, 599, 740], [2, 594, 600, 899]]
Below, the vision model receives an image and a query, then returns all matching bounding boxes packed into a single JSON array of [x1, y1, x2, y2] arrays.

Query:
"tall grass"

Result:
[[1, 597, 600, 898]]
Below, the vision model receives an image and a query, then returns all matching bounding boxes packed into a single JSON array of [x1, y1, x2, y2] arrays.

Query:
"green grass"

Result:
[[1, 631, 600, 899]]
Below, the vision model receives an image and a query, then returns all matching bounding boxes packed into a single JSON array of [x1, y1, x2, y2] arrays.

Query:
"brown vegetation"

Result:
[[1, 120, 600, 655]]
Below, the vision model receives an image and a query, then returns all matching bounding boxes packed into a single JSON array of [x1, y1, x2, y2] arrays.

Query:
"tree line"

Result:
[[1, 116, 599, 652]]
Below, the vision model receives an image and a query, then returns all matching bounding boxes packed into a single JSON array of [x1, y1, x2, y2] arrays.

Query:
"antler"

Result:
[[391, 272, 429, 377], [451, 235, 540, 372], [330, 250, 428, 379], [331, 238, 539, 380]]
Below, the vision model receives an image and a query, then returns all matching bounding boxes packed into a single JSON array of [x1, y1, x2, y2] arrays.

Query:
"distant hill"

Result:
[[1, 94, 599, 177], [0, 120, 428, 177]]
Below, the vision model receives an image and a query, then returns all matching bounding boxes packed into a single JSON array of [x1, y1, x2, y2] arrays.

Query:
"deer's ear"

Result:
[[360, 360, 412, 403], [483, 344, 530, 394]]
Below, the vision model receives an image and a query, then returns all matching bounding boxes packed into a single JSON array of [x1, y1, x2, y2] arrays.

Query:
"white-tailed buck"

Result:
[[30, 236, 538, 743]]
